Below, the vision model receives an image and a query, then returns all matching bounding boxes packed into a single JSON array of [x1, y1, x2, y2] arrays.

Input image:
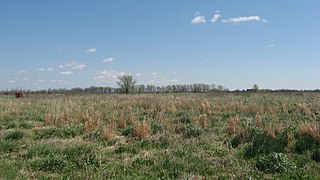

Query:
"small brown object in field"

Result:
[[15, 92, 26, 98]]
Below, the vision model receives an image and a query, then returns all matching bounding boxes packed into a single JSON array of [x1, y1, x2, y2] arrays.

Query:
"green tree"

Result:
[[253, 84, 259, 91], [117, 74, 137, 94]]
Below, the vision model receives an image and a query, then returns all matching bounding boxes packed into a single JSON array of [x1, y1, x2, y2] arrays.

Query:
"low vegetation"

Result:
[[0, 92, 319, 179]]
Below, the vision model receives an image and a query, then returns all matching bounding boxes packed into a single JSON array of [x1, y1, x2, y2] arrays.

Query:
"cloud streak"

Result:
[[102, 57, 114, 63], [85, 48, 96, 53], [60, 71, 74, 76], [222, 16, 263, 23], [210, 14, 221, 23], [191, 16, 206, 24]]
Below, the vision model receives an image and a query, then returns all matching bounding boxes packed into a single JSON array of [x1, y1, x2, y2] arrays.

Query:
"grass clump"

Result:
[[183, 124, 204, 138], [4, 130, 24, 141], [83, 129, 104, 141], [244, 131, 288, 158], [28, 144, 100, 172], [256, 152, 296, 173], [0, 141, 19, 153]]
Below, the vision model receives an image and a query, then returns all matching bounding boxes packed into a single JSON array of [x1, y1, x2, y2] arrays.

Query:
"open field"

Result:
[[1, 92, 320, 179]]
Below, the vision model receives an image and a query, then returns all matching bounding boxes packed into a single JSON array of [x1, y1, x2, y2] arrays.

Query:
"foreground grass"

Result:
[[0, 92, 319, 179]]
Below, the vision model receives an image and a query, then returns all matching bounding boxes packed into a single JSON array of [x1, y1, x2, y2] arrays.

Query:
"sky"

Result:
[[0, 0, 319, 90]]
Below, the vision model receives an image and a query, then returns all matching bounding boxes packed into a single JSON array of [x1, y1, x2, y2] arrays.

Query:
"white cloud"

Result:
[[46, 67, 54, 72], [17, 70, 28, 74], [151, 72, 158, 76], [8, 80, 16, 84], [93, 70, 126, 84], [135, 73, 142, 77], [60, 71, 74, 75], [72, 64, 85, 70], [210, 14, 221, 23], [85, 48, 96, 53], [37, 68, 45, 72], [268, 44, 276, 48], [191, 16, 206, 24], [194, 11, 201, 17], [37, 79, 45, 83], [102, 57, 114, 63], [222, 16, 262, 23], [22, 78, 29, 81], [38, 67, 54, 72], [60, 61, 85, 70]]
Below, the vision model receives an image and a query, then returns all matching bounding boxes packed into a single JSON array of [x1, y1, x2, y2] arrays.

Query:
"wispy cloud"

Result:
[[60, 61, 85, 70], [46, 67, 54, 72], [37, 68, 45, 72], [72, 64, 85, 70], [93, 70, 126, 84], [102, 57, 114, 63], [191, 16, 206, 24], [268, 44, 276, 48], [222, 16, 263, 23], [37, 67, 54, 72], [8, 80, 16, 84], [210, 14, 221, 23], [60, 71, 74, 76], [17, 70, 28, 75], [85, 48, 96, 53]]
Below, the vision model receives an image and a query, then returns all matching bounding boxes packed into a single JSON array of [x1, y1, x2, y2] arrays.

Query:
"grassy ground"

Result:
[[0, 92, 319, 179]]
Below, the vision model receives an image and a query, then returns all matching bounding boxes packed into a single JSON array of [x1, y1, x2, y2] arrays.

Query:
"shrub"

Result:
[[4, 130, 24, 141], [256, 153, 296, 173], [183, 124, 204, 138]]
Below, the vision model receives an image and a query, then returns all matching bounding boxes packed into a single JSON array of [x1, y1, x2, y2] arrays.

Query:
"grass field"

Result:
[[0, 92, 320, 179]]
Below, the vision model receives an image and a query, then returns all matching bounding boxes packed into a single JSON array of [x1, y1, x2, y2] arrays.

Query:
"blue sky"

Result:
[[1, 0, 319, 90]]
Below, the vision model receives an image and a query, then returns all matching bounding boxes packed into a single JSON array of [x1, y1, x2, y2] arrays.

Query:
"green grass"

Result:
[[0, 92, 320, 179]]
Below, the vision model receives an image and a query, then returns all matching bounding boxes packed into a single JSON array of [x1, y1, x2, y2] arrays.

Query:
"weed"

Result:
[[0, 141, 19, 153], [256, 152, 296, 173], [4, 130, 24, 141], [183, 124, 204, 138], [150, 120, 164, 134]]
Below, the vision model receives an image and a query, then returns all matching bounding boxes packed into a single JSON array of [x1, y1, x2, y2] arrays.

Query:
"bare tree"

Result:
[[117, 74, 137, 94]]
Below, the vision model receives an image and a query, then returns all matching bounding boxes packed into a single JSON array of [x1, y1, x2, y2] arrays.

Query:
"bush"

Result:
[[183, 124, 204, 138], [4, 130, 24, 141], [256, 153, 296, 173]]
